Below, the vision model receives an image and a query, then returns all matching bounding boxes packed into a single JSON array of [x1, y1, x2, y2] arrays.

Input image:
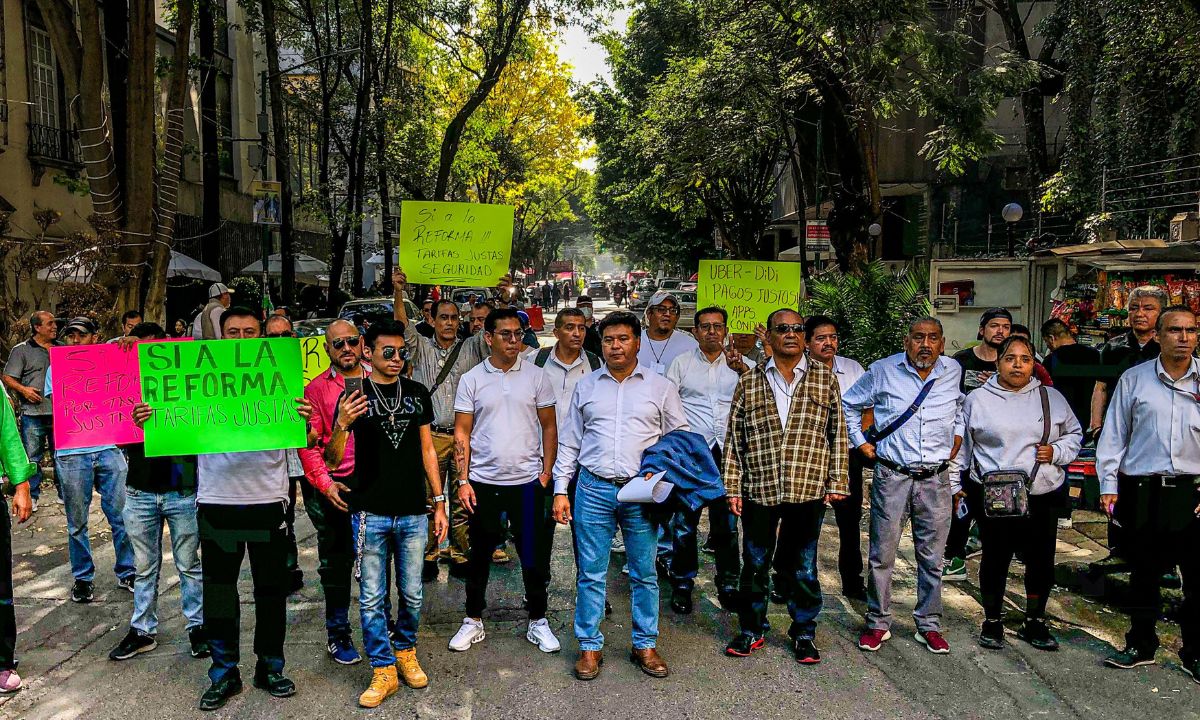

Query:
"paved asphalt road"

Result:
[[3, 300, 1199, 719]]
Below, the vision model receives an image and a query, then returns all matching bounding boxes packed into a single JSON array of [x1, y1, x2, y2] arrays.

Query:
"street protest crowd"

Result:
[[0, 270, 1196, 712]]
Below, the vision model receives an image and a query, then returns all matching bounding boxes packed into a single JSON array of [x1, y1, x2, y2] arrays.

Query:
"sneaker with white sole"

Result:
[[611, 533, 626, 554], [30, 499, 38, 513], [448, 618, 486, 652], [1057, 517, 1073, 529], [527, 619, 561, 653], [0, 669, 21, 694]]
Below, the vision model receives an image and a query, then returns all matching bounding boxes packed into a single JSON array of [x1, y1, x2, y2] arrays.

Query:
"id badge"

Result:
[[653, 362, 666, 375]]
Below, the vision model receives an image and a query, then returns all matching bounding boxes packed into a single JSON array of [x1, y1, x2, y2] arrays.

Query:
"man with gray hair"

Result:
[[842, 317, 964, 655]]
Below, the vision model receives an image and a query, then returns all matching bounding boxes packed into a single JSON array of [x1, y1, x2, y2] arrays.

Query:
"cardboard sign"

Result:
[[696, 260, 802, 334], [50, 345, 144, 449], [398, 201, 514, 285], [301, 336, 330, 384], [138, 338, 306, 456]]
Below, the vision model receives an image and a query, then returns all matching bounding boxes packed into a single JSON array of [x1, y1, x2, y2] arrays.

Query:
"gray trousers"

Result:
[[866, 463, 952, 633]]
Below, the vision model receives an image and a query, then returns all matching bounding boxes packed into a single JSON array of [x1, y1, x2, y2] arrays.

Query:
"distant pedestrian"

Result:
[[551, 282, 561, 310], [843, 317, 964, 655], [2, 311, 58, 507], [192, 283, 234, 339]]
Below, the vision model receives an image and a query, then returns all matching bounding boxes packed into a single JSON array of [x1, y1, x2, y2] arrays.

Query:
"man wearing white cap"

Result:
[[192, 283, 235, 340], [638, 291, 698, 377]]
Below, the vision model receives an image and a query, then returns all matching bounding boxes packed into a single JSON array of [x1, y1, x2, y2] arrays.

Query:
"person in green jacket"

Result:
[[0, 397, 35, 694]]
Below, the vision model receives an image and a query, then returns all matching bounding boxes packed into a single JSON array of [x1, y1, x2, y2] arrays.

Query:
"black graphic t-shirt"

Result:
[[347, 376, 433, 517], [952, 347, 997, 394]]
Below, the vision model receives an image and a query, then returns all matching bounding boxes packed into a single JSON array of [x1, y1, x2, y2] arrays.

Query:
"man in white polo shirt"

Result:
[[449, 308, 560, 654]]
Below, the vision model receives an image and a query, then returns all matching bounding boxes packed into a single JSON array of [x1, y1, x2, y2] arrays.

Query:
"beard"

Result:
[[910, 354, 935, 370]]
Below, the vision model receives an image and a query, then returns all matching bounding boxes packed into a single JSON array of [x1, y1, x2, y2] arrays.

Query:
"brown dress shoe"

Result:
[[575, 650, 603, 680], [629, 648, 669, 678]]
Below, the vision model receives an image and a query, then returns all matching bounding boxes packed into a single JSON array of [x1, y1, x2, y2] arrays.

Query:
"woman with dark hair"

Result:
[[959, 335, 1082, 651], [171, 319, 188, 338]]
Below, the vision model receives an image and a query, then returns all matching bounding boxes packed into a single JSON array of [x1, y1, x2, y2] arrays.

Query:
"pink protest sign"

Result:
[[50, 343, 152, 449]]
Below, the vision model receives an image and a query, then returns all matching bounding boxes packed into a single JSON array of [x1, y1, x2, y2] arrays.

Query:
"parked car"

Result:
[[586, 281, 610, 300], [656, 278, 684, 291], [451, 287, 496, 312], [338, 297, 419, 330], [674, 291, 698, 329], [294, 318, 336, 338], [629, 278, 659, 311], [679, 282, 698, 292]]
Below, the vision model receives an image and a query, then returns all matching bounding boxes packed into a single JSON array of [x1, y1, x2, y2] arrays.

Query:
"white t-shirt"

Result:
[[637, 329, 699, 376], [454, 356, 556, 485], [198, 450, 289, 505]]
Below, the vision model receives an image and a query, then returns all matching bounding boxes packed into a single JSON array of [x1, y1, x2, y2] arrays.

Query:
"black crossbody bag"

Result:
[[977, 385, 1050, 519]]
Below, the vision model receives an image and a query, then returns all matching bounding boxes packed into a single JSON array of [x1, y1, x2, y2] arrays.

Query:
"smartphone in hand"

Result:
[[344, 376, 364, 398]]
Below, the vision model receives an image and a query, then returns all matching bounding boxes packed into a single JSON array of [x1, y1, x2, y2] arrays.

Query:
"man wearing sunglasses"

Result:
[[298, 318, 370, 666], [391, 267, 499, 582], [449, 309, 560, 654], [722, 310, 849, 665]]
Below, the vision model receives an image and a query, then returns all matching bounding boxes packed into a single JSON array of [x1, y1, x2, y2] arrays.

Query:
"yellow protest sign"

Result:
[[301, 336, 330, 384], [696, 260, 803, 334], [399, 201, 514, 285]]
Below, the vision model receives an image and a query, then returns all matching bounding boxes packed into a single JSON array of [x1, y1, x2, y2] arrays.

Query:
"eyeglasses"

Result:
[[490, 330, 522, 341], [331, 335, 361, 349], [435, 314, 459, 322], [266, 331, 295, 338], [772, 324, 805, 335], [380, 346, 410, 361], [697, 323, 726, 332], [652, 306, 680, 316]]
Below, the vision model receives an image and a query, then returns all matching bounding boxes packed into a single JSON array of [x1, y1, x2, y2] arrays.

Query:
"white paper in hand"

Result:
[[617, 471, 674, 504]]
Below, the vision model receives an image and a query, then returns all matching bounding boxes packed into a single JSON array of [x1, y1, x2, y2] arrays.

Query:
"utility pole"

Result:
[[198, 0, 221, 271], [259, 71, 272, 317], [260, 0, 296, 306]]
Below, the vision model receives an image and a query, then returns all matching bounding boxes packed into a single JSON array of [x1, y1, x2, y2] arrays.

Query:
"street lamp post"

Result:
[[1002, 202, 1024, 256]]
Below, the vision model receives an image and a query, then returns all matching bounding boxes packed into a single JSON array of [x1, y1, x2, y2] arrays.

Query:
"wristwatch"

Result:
[[430, 494, 446, 503], [457, 479, 471, 487]]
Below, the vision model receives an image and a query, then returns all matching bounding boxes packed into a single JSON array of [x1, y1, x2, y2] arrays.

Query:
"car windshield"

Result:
[[340, 302, 392, 317], [636, 279, 657, 292], [658, 280, 682, 289]]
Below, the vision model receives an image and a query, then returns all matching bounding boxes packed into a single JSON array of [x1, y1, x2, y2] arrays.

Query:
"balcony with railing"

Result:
[[27, 123, 80, 168]]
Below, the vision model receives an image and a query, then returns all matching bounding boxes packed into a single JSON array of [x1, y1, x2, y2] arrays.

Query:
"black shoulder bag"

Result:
[[429, 340, 465, 396], [979, 385, 1051, 519]]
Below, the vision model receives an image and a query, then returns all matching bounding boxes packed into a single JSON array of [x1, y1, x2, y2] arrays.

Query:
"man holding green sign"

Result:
[[136, 307, 313, 710]]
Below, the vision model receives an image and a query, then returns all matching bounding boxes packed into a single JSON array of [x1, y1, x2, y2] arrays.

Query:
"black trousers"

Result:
[[669, 445, 739, 594], [1121, 475, 1200, 656], [831, 448, 866, 589], [198, 502, 289, 682], [946, 471, 977, 562], [977, 487, 1063, 620], [299, 479, 355, 638], [739, 499, 826, 639], [285, 476, 303, 580], [465, 481, 549, 619], [0, 494, 16, 671]]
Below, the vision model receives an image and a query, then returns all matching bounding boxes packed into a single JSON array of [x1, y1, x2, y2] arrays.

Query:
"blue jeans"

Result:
[[56, 449, 134, 583], [122, 488, 203, 636], [18, 414, 54, 501], [353, 512, 427, 667], [573, 468, 659, 651], [738, 499, 825, 640]]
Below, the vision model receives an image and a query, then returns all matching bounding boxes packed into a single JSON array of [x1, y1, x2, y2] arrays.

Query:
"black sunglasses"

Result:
[[266, 331, 295, 338], [772, 323, 805, 335], [331, 336, 361, 349], [380, 346, 410, 361]]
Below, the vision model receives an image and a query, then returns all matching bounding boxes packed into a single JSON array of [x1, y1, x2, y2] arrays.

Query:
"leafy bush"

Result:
[[803, 261, 931, 368]]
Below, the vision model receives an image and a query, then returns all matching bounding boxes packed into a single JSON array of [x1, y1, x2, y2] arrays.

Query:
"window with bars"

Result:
[[28, 26, 58, 130]]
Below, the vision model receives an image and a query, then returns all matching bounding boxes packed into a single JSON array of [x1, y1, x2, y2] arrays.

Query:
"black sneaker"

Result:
[[448, 562, 470, 580], [252, 670, 296, 698], [793, 638, 821, 664], [1104, 645, 1156, 669], [422, 560, 440, 582], [117, 576, 135, 593], [978, 620, 1005, 650], [199, 675, 243, 711], [670, 589, 693, 615], [716, 588, 738, 612], [70, 580, 94, 604], [189, 627, 212, 659], [108, 629, 157, 661], [1017, 619, 1059, 651], [725, 634, 765, 657]]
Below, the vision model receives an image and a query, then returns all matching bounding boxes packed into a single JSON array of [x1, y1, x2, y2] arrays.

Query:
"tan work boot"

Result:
[[358, 665, 400, 708], [395, 648, 429, 689]]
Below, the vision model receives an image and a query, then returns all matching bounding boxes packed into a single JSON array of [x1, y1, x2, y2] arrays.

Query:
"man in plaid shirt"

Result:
[[722, 309, 849, 665]]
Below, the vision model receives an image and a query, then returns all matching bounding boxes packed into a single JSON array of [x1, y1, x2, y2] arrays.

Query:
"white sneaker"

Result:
[[526, 619, 561, 653], [30, 499, 38, 513], [448, 617, 486, 652], [611, 533, 625, 554], [1057, 517, 1073, 529]]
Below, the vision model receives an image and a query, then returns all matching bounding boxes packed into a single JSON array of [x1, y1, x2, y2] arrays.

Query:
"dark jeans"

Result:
[[946, 471, 977, 562], [0, 495, 15, 671], [285, 476, 302, 581], [17, 414, 55, 502], [831, 448, 866, 589], [738, 498, 825, 640], [977, 486, 1063, 620], [1121, 476, 1200, 656], [300, 479, 354, 639], [669, 446, 738, 593], [198, 502, 289, 684], [466, 480, 549, 619]]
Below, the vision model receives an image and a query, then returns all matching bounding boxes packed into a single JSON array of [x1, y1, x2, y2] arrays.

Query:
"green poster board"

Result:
[[696, 260, 803, 334], [138, 338, 306, 456], [398, 201, 514, 285]]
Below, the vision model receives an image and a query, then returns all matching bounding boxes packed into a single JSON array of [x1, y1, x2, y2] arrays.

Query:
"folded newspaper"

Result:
[[616, 471, 674, 504]]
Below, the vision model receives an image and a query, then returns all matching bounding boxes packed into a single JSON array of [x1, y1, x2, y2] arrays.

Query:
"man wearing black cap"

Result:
[[944, 307, 1013, 581], [192, 283, 235, 340]]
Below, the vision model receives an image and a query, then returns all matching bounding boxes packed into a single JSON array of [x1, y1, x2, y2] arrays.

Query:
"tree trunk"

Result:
[[995, 0, 1049, 190], [198, 0, 221, 271], [144, 0, 195, 324], [261, 0, 296, 305]]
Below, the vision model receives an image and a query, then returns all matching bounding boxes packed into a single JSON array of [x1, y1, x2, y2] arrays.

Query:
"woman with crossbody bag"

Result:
[[959, 335, 1083, 651]]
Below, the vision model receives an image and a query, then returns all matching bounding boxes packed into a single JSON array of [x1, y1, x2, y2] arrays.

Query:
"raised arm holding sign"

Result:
[[398, 201, 515, 286]]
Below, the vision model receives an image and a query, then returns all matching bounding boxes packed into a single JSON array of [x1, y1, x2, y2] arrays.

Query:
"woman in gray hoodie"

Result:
[[959, 335, 1083, 651]]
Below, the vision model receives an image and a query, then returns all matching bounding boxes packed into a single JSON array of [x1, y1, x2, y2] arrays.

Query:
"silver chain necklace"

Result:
[[368, 377, 403, 423]]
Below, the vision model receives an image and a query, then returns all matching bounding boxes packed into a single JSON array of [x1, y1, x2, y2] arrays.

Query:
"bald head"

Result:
[[325, 318, 363, 371], [264, 315, 294, 337]]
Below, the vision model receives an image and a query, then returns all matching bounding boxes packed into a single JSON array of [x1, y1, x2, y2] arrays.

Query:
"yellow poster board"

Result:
[[398, 201, 514, 285], [696, 260, 802, 334], [301, 336, 330, 384]]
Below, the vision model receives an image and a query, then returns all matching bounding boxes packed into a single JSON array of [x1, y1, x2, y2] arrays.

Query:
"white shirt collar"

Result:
[[601, 364, 646, 382], [549, 345, 585, 371], [485, 355, 523, 374], [1156, 357, 1200, 383], [766, 355, 808, 376]]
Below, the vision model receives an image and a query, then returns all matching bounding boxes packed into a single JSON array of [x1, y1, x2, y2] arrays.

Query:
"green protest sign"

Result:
[[696, 260, 803, 334], [138, 338, 306, 457], [398, 201, 514, 285]]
